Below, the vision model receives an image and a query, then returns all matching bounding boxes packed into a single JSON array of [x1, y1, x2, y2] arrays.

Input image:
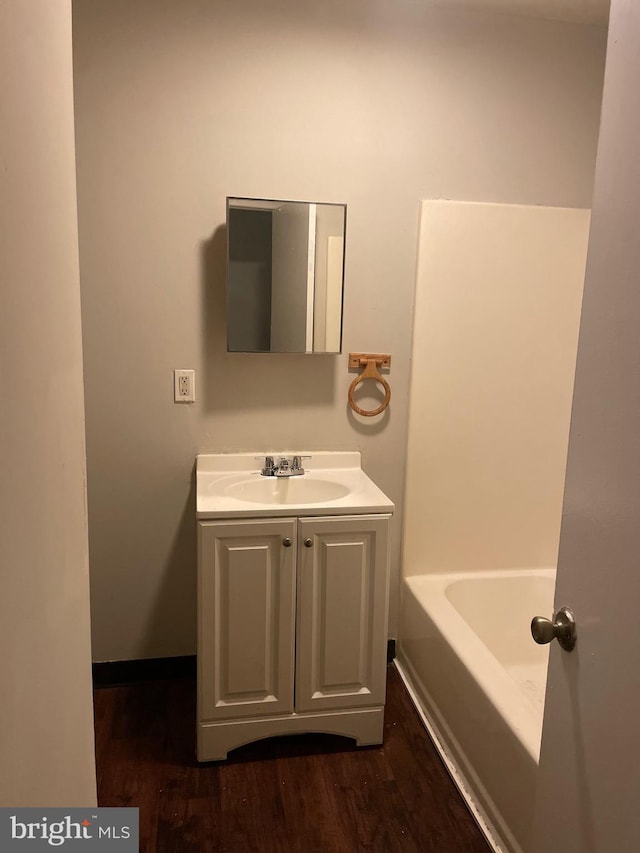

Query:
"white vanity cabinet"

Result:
[[197, 513, 391, 761]]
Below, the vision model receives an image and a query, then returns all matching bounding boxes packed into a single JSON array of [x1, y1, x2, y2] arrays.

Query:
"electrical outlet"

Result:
[[174, 369, 196, 403]]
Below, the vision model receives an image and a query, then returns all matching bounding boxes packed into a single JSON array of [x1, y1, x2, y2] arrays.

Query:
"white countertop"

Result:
[[196, 451, 394, 519]]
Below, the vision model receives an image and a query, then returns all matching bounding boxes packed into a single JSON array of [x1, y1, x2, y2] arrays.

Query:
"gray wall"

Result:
[[534, 2, 640, 848], [0, 0, 96, 804], [73, 0, 607, 661]]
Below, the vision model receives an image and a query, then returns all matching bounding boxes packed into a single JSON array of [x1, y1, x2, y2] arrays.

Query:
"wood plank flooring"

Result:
[[94, 664, 490, 852]]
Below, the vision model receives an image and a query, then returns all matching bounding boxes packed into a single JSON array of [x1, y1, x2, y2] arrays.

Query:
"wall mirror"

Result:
[[226, 197, 346, 353]]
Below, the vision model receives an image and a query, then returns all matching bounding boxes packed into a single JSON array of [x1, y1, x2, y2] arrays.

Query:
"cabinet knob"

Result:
[[304, 538, 313, 548], [282, 538, 292, 547]]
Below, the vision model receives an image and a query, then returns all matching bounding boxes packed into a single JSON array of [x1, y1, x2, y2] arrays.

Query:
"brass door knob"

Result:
[[304, 538, 313, 548], [282, 538, 292, 547]]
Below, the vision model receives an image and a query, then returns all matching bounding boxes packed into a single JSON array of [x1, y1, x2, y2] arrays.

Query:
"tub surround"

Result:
[[403, 201, 590, 578]]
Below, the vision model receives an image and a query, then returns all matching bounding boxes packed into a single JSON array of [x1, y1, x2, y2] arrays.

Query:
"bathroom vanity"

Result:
[[196, 452, 393, 761]]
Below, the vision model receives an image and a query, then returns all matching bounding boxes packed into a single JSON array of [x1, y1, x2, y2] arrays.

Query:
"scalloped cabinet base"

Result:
[[199, 707, 385, 762]]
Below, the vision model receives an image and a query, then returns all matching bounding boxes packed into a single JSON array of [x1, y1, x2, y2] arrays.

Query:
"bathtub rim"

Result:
[[398, 566, 556, 853], [402, 567, 555, 763]]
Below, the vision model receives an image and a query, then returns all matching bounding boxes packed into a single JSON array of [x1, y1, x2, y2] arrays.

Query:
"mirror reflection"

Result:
[[226, 197, 346, 353]]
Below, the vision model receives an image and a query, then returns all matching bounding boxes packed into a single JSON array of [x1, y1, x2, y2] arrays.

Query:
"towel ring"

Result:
[[348, 353, 391, 417]]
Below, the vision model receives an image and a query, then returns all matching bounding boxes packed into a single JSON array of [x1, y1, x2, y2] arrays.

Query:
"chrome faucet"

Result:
[[259, 455, 310, 477]]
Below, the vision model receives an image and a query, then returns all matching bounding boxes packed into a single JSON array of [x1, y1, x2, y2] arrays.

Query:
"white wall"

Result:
[[404, 201, 590, 576], [73, 0, 607, 661], [0, 1, 96, 805]]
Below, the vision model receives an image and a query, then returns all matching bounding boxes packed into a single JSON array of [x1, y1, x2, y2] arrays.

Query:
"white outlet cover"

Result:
[[174, 369, 196, 403]]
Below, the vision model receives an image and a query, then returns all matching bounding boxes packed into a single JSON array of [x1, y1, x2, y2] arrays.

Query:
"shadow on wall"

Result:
[[140, 472, 197, 658], [199, 227, 337, 416], [345, 399, 390, 436]]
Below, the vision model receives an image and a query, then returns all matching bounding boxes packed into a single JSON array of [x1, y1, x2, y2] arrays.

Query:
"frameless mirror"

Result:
[[226, 197, 346, 353]]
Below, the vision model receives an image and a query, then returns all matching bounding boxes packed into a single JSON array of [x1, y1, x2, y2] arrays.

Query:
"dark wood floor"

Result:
[[94, 664, 490, 852]]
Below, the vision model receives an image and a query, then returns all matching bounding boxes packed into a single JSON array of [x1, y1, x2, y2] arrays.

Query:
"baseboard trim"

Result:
[[92, 654, 196, 687], [386, 638, 396, 664], [93, 641, 396, 688]]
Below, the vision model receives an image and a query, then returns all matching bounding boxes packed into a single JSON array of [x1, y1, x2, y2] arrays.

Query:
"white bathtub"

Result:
[[397, 568, 555, 853]]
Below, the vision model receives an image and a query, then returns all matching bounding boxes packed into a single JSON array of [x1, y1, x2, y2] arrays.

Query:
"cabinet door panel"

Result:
[[198, 519, 296, 721], [296, 515, 390, 712]]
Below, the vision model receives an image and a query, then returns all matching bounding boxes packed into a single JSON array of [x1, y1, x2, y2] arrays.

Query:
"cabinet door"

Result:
[[198, 519, 296, 721], [295, 515, 391, 713]]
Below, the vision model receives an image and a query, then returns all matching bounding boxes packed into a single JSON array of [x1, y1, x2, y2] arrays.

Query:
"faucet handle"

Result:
[[256, 455, 276, 476], [291, 455, 311, 472]]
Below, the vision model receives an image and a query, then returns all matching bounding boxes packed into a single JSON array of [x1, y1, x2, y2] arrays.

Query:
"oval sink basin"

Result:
[[224, 477, 350, 505]]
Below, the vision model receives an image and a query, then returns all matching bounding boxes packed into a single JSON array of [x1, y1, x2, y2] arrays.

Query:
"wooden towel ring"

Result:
[[348, 353, 391, 417]]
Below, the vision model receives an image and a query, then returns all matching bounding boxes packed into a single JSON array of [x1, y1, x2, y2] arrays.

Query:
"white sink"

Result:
[[224, 477, 350, 505], [196, 452, 394, 518]]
